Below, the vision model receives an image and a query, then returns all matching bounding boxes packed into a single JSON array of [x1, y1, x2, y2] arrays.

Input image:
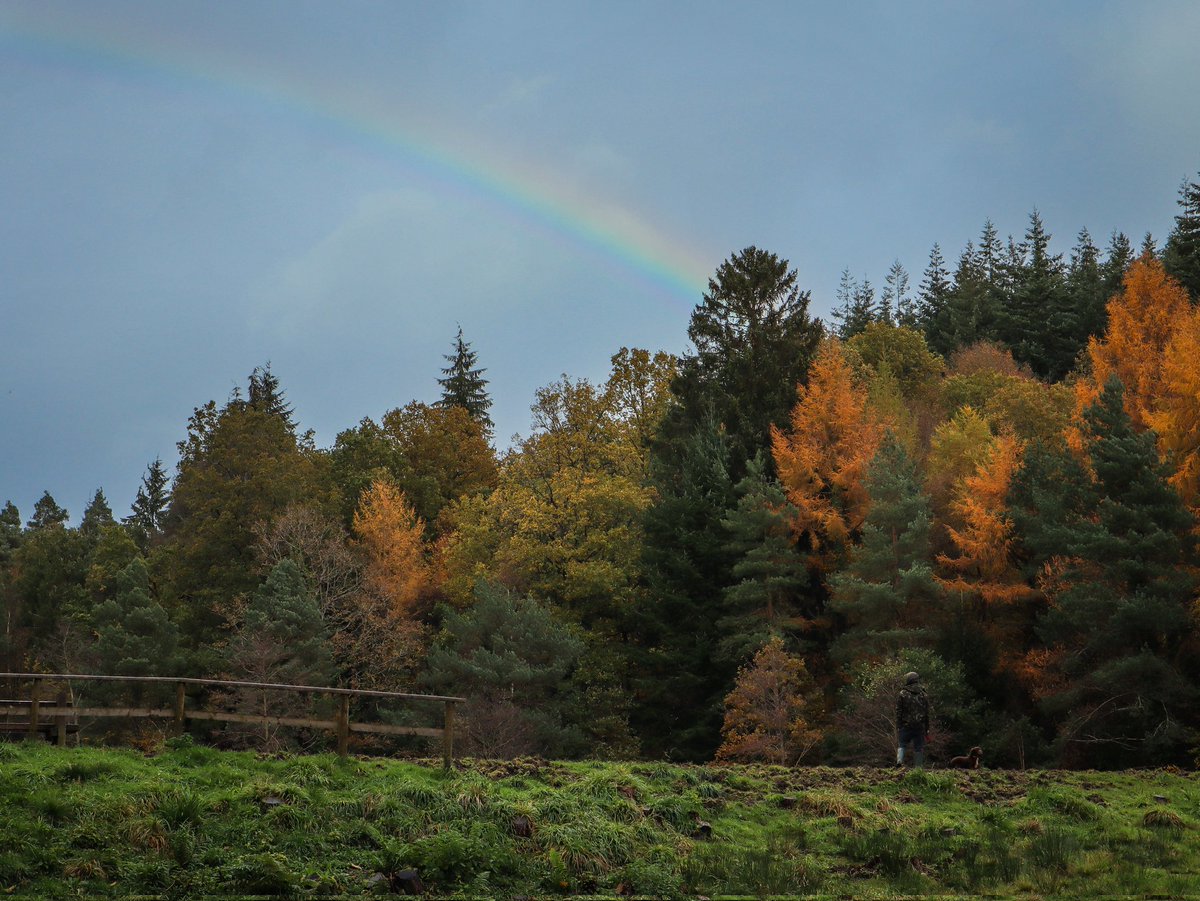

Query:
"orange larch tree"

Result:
[[771, 338, 886, 569], [352, 480, 431, 615], [1146, 306, 1200, 514], [716, 636, 823, 764], [1074, 256, 1191, 435]]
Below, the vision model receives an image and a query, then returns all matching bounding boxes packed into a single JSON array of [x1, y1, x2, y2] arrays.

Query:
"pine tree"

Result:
[[718, 454, 813, 665], [1011, 378, 1198, 766], [80, 489, 114, 538], [124, 458, 171, 542], [832, 268, 875, 339], [27, 492, 68, 530], [829, 434, 941, 666], [1163, 171, 1200, 300], [437, 327, 494, 434], [92, 559, 183, 682]]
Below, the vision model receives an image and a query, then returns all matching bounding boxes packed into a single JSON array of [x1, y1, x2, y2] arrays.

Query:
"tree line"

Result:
[[3, 173, 1200, 767]]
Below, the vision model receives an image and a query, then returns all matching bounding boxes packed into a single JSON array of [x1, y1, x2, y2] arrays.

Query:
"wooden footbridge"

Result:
[[0, 672, 464, 768]]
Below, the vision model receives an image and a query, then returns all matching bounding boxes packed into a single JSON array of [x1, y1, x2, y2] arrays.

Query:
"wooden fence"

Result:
[[0, 673, 464, 769]]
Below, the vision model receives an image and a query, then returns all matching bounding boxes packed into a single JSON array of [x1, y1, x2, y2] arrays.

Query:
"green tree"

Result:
[[845, 322, 944, 400], [0, 501, 24, 671], [163, 372, 331, 645], [998, 210, 1074, 379], [91, 558, 183, 683], [1066, 227, 1108, 351], [247, 362, 297, 432], [633, 418, 737, 760], [884, 260, 916, 328], [662, 246, 823, 481], [1010, 377, 1198, 766], [79, 489, 114, 539], [422, 581, 585, 758], [27, 491, 68, 531], [829, 435, 941, 666], [222, 560, 335, 749], [437, 326, 494, 434], [1163, 171, 1200, 299], [718, 454, 813, 665], [916, 243, 952, 340], [832, 268, 876, 339], [1101, 230, 1134, 300], [124, 458, 171, 545]]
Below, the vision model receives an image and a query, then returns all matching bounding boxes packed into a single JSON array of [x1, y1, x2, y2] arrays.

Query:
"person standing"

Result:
[[895, 671, 930, 767]]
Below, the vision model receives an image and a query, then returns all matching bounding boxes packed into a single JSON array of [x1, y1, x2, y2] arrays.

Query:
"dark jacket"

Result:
[[896, 684, 930, 732]]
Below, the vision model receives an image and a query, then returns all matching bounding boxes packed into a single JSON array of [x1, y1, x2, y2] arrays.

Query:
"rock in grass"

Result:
[[391, 868, 425, 895]]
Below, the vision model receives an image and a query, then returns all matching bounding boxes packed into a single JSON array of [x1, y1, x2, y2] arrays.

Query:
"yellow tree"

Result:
[[771, 338, 886, 568], [352, 480, 430, 615], [1146, 306, 1200, 513], [716, 636, 822, 764]]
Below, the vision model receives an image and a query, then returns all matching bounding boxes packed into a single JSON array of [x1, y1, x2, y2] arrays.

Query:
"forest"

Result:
[[3, 173, 1199, 771]]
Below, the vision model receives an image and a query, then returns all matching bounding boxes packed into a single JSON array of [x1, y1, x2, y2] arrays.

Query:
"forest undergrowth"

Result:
[[1, 741, 1198, 898]]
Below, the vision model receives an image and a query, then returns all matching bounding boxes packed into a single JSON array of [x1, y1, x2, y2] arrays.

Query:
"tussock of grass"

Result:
[[1, 742, 1198, 898]]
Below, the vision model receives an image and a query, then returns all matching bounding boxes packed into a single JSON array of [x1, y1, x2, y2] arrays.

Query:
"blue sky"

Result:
[[2, 0, 1199, 523]]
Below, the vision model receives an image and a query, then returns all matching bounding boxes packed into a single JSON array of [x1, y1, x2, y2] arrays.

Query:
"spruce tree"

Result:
[[999, 210, 1072, 379], [1010, 377, 1198, 766], [124, 458, 171, 542], [437, 327, 493, 434], [831, 269, 875, 339], [718, 453, 812, 665], [633, 418, 737, 759], [1066, 227, 1107, 349], [1101, 230, 1134, 300], [1163, 172, 1200, 299], [829, 434, 941, 666], [884, 260, 916, 328], [916, 243, 952, 340], [661, 246, 822, 482]]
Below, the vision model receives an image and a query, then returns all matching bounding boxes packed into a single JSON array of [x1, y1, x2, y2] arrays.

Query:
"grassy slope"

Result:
[[1, 741, 1198, 898]]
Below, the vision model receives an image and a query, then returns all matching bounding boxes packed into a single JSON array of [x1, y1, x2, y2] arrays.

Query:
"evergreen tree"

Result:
[[91, 558, 183, 683], [1010, 378, 1198, 766], [829, 434, 941, 666], [633, 418, 737, 759], [661, 246, 823, 482], [1163, 171, 1200, 299], [884, 260, 916, 328], [422, 580, 586, 758], [0, 501, 23, 672], [247, 362, 297, 432], [928, 242, 993, 356], [916, 244, 952, 339], [999, 210, 1073, 379], [437, 327, 494, 434], [718, 453, 812, 665], [1101, 230, 1134, 300], [831, 268, 875, 339], [1140, 232, 1158, 260], [27, 491, 69, 531], [80, 489, 114, 538], [124, 458, 171, 543], [1066, 227, 1107, 350]]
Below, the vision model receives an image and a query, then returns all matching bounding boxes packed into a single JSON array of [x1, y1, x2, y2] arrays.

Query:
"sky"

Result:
[[2, 0, 1200, 524]]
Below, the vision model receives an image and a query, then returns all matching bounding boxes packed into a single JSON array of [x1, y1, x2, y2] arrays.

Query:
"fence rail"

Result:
[[0, 673, 464, 768]]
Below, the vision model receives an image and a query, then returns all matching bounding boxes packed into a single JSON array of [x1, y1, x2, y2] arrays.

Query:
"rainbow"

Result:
[[1, 8, 712, 306]]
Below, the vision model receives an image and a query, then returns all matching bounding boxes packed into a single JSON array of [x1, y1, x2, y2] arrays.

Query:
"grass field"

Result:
[[1, 739, 1198, 898]]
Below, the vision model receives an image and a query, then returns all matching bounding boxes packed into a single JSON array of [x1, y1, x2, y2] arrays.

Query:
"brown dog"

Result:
[[948, 746, 983, 769]]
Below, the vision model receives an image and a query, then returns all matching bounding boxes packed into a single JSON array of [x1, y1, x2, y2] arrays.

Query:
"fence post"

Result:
[[55, 688, 67, 747], [26, 681, 40, 742], [442, 700, 456, 770], [336, 694, 350, 757], [172, 682, 186, 736]]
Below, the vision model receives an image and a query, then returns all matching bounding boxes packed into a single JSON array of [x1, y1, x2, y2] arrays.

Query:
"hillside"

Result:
[[2, 742, 1197, 898]]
